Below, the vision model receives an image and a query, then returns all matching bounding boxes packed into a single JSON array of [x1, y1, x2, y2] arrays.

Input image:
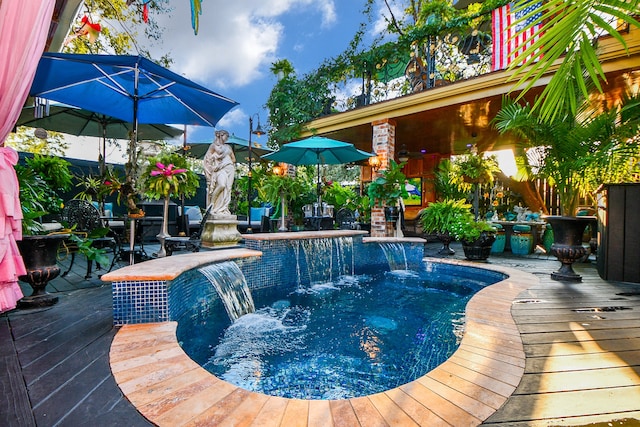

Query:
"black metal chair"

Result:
[[59, 199, 116, 278], [336, 208, 357, 230], [165, 205, 211, 256]]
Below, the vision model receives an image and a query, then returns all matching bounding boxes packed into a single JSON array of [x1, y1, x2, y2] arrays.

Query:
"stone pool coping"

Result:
[[109, 258, 535, 426]]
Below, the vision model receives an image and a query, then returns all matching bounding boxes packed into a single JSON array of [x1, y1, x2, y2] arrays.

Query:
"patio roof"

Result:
[[302, 26, 640, 157]]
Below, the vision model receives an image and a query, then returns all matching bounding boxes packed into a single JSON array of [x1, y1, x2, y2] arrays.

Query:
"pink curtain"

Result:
[[0, 0, 56, 144], [0, 0, 56, 312]]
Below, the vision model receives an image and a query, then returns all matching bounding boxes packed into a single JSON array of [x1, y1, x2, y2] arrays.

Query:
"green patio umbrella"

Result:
[[262, 136, 374, 205], [16, 104, 183, 174], [187, 134, 273, 163]]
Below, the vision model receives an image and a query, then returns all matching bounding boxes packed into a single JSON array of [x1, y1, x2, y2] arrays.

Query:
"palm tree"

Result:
[[507, 0, 640, 122], [494, 94, 640, 216]]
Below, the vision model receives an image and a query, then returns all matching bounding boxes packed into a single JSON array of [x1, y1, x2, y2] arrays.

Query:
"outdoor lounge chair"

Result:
[[164, 205, 211, 256]]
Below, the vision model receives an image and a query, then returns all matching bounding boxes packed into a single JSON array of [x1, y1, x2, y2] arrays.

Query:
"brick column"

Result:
[[370, 119, 396, 237]]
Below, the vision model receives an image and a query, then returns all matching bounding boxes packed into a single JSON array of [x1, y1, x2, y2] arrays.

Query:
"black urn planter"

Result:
[[17, 234, 69, 308], [462, 231, 496, 261], [545, 216, 594, 281], [437, 233, 455, 255], [384, 206, 400, 222]]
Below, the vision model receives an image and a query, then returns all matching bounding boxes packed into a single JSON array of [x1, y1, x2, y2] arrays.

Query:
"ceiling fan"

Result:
[[396, 144, 424, 162]]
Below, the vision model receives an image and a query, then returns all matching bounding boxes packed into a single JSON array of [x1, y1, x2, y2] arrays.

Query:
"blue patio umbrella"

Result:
[[262, 136, 374, 204], [29, 53, 238, 127], [28, 53, 238, 176]]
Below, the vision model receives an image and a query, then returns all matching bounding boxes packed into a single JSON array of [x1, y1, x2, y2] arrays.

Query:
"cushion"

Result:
[[250, 207, 267, 222], [91, 201, 113, 216]]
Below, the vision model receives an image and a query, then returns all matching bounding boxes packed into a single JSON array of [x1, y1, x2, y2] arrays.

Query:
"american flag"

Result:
[[492, 1, 543, 71]]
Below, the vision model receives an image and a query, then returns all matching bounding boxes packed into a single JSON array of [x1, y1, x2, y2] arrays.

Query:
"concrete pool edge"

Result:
[[109, 258, 535, 426]]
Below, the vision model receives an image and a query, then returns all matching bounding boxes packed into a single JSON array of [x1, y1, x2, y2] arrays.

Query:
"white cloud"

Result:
[[216, 107, 246, 131], [147, 1, 336, 90]]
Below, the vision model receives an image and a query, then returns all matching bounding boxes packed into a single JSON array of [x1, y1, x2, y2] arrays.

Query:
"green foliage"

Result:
[[355, 194, 372, 223], [260, 173, 314, 220], [14, 166, 47, 235], [432, 158, 467, 200], [26, 154, 73, 193], [451, 151, 500, 184], [505, 0, 640, 122], [18, 155, 74, 219], [66, 227, 111, 268], [141, 153, 199, 200], [323, 182, 358, 211], [5, 127, 69, 155], [265, 73, 335, 145], [74, 174, 104, 201], [419, 198, 494, 241], [457, 219, 496, 243], [494, 93, 640, 215], [63, 0, 171, 56], [419, 198, 473, 237], [367, 160, 409, 206]]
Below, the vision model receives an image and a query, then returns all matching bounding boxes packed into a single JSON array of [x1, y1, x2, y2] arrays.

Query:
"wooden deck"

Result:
[[1, 243, 639, 426]]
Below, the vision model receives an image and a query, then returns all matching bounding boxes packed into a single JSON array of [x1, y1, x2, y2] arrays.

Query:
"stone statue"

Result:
[[204, 130, 236, 216]]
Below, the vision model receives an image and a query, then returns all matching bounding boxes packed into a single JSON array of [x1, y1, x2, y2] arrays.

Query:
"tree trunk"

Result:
[[497, 172, 547, 214]]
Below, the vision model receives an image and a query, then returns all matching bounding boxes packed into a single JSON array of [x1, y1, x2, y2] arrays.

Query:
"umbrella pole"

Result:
[[179, 125, 188, 235], [316, 161, 322, 230]]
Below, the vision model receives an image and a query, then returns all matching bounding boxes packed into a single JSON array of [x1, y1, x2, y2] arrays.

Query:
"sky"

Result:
[[62, 0, 389, 162], [145, 0, 380, 146]]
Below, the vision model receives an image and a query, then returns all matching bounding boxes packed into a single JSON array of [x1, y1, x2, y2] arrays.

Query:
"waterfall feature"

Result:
[[380, 242, 408, 271], [199, 261, 255, 321], [297, 237, 355, 285]]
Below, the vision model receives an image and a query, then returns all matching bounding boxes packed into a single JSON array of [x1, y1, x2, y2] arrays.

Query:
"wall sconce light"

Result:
[[272, 164, 285, 176], [368, 155, 381, 171]]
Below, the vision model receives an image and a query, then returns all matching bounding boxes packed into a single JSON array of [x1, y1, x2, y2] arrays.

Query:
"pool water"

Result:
[[177, 266, 496, 400]]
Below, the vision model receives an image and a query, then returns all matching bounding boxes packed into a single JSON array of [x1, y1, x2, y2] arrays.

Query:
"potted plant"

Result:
[[13, 155, 74, 307], [457, 219, 497, 261], [452, 149, 500, 185], [141, 153, 200, 256], [419, 199, 472, 255], [260, 173, 308, 232], [494, 93, 640, 280], [367, 160, 409, 222], [419, 198, 496, 259]]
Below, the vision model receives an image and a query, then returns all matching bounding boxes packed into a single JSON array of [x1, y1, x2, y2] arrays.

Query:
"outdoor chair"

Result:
[[336, 208, 357, 230], [59, 199, 116, 278], [165, 205, 211, 256], [237, 206, 271, 233]]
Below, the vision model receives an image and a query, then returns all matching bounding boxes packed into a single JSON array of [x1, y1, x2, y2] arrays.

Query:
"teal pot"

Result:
[[511, 224, 533, 256], [491, 231, 506, 253], [545, 216, 594, 281], [17, 233, 69, 308]]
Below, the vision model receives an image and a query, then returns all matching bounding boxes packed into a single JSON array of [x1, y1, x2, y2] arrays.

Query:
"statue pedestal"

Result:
[[201, 214, 242, 248]]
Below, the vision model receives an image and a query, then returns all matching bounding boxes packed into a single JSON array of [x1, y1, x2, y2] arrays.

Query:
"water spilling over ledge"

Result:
[[102, 230, 427, 325]]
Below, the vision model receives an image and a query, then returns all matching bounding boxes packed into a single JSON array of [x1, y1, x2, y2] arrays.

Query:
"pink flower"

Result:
[[150, 162, 186, 177]]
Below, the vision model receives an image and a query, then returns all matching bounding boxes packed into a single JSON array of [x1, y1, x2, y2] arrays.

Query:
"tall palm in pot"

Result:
[[494, 93, 640, 280]]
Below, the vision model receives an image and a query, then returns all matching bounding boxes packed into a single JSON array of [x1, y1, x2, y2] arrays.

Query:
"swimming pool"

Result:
[[175, 259, 505, 400], [105, 234, 531, 426]]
